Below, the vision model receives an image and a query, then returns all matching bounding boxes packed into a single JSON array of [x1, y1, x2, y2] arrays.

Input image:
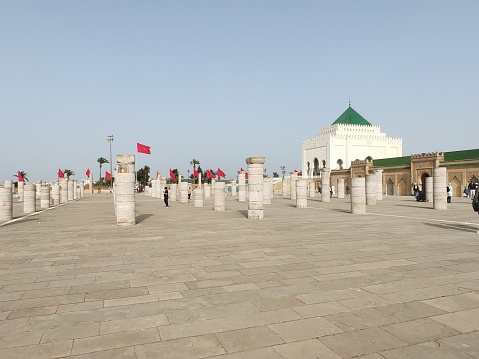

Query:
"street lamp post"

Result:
[[107, 135, 114, 187]]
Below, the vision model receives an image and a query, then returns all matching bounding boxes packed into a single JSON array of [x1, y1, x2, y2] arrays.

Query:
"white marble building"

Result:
[[302, 106, 402, 177]]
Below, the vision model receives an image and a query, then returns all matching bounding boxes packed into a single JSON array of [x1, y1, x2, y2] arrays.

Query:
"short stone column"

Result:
[[238, 172, 246, 201], [375, 170, 383, 201], [80, 182, 84, 198], [425, 177, 433, 202], [263, 178, 272, 204], [321, 168, 331, 203], [0, 184, 13, 222], [60, 179, 68, 203], [351, 177, 366, 214], [67, 180, 74, 201], [52, 184, 60, 205], [194, 187, 204, 207], [204, 184, 211, 198], [282, 178, 288, 197], [115, 154, 136, 226], [40, 186, 50, 209], [336, 179, 344, 199], [24, 183, 36, 214], [231, 181, 237, 197], [433, 167, 447, 210], [366, 174, 376, 206], [308, 182, 316, 197], [18, 181, 24, 202], [246, 157, 265, 219], [35, 180, 42, 199], [170, 184, 178, 201], [290, 173, 298, 200], [89, 173, 93, 195], [214, 181, 226, 211], [150, 180, 156, 198], [296, 180, 308, 208], [73, 181, 78, 200], [180, 182, 188, 203]]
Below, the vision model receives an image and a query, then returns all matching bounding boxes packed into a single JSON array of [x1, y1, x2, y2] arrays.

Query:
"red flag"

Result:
[[193, 168, 198, 177], [58, 169, 64, 178], [136, 142, 151, 154], [240, 167, 245, 172], [217, 168, 226, 178], [105, 171, 111, 180], [206, 170, 215, 179], [169, 168, 177, 182], [245, 172, 249, 179], [86, 169, 90, 177], [17, 171, 24, 182], [298, 172, 302, 176]]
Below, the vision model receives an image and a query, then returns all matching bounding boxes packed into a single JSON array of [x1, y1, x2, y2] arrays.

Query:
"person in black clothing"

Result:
[[163, 187, 169, 207]]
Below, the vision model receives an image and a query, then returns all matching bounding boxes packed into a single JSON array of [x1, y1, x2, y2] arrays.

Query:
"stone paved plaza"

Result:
[[1, 193, 479, 358]]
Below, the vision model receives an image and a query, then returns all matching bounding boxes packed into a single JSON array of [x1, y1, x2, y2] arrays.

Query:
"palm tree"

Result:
[[97, 157, 109, 182], [136, 165, 150, 189], [63, 169, 75, 179], [190, 159, 200, 183], [13, 171, 29, 182]]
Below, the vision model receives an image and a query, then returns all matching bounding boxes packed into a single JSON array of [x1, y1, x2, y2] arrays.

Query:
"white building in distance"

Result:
[[302, 105, 402, 177]]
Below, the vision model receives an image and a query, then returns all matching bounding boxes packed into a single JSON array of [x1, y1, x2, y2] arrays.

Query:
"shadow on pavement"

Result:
[[136, 214, 154, 224], [423, 222, 479, 233]]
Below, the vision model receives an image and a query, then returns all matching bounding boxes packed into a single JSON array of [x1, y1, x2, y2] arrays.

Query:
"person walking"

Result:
[[447, 183, 452, 203], [188, 187, 192, 202], [163, 187, 169, 207]]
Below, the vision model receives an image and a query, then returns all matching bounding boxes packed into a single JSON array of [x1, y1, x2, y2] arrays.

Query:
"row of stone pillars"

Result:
[[0, 179, 87, 223]]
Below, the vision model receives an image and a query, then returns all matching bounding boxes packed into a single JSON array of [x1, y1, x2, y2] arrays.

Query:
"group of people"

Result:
[[464, 180, 478, 199], [162, 186, 192, 207], [413, 182, 453, 203]]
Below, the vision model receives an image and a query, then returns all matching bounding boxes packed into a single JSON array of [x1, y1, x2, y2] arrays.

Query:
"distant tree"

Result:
[[63, 169, 75, 179], [136, 165, 150, 189], [97, 157, 109, 182], [13, 171, 29, 182], [205, 169, 216, 184], [273, 172, 279, 178], [190, 159, 201, 169]]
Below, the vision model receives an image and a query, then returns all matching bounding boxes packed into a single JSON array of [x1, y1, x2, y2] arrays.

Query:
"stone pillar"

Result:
[[204, 184, 211, 199], [425, 177, 433, 202], [170, 184, 178, 201], [73, 181, 78, 200], [197, 173, 202, 189], [214, 181, 226, 212], [150, 180, 156, 198], [308, 182, 316, 197], [194, 187, 204, 207], [321, 168, 331, 203], [24, 183, 36, 214], [115, 154, 136, 226], [0, 184, 13, 222], [89, 173, 93, 195], [366, 174, 376, 206], [433, 167, 447, 210], [246, 157, 265, 219], [18, 181, 24, 202], [375, 170, 383, 201], [180, 182, 188, 203], [282, 177, 288, 197], [35, 180, 42, 199], [296, 180, 308, 208], [238, 172, 246, 201], [60, 179, 68, 204], [52, 183, 60, 205], [79, 182, 84, 198], [290, 173, 298, 200], [67, 180, 74, 201], [263, 178, 272, 205], [231, 181, 237, 197], [337, 179, 345, 199], [211, 179, 216, 194], [40, 186, 50, 209], [351, 177, 366, 214]]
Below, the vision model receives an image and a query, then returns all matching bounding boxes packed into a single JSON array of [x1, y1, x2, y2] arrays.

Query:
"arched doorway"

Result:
[[421, 173, 430, 194], [337, 159, 343, 170], [451, 176, 461, 198], [398, 179, 407, 196], [307, 162, 311, 177], [322, 160, 326, 168], [387, 179, 394, 196]]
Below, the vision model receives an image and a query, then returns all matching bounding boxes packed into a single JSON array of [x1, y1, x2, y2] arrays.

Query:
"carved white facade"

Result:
[[301, 108, 402, 177]]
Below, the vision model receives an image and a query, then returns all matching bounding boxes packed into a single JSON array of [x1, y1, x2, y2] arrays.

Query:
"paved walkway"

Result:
[[1, 193, 479, 358]]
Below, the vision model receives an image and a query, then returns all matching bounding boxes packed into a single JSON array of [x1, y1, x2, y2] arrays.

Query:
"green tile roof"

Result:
[[332, 106, 372, 126], [373, 156, 411, 167], [444, 149, 479, 162]]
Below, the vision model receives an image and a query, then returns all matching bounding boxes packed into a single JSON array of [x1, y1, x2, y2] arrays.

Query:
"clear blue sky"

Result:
[[1, 0, 478, 182]]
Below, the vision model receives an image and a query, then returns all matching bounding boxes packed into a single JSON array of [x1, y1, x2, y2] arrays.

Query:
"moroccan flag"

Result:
[[245, 172, 249, 179], [240, 167, 245, 172], [105, 171, 111, 180], [136, 142, 151, 154], [58, 169, 64, 179], [193, 168, 198, 177], [169, 168, 177, 182], [86, 169, 90, 177], [217, 168, 226, 178], [17, 171, 24, 182]]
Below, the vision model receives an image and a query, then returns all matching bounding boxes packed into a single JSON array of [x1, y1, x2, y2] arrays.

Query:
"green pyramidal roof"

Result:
[[332, 106, 372, 126]]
